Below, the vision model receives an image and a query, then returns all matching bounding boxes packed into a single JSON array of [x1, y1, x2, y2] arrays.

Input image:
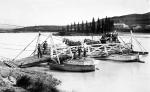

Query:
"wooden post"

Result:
[[50, 34, 60, 64]]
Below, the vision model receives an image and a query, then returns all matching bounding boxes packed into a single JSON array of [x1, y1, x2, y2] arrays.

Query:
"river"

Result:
[[0, 32, 150, 92]]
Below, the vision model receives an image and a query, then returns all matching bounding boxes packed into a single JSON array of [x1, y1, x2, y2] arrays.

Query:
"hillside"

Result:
[[0, 12, 149, 33], [13, 25, 64, 32], [112, 12, 150, 26]]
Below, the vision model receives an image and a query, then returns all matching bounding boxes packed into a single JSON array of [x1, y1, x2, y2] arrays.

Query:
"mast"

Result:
[[50, 34, 60, 64], [104, 45, 108, 55], [130, 30, 133, 50], [34, 31, 41, 55]]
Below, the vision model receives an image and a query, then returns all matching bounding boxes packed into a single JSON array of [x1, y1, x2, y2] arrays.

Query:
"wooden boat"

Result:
[[49, 57, 95, 72], [49, 36, 95, 72], [91, 53, 140, 62], [89, 43, 140, 62]]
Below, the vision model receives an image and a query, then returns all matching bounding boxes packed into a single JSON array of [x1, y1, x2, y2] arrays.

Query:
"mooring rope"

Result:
[[12, 35, 38, 61], [132, 35, 147, 52], [0, 47, 34, 51]]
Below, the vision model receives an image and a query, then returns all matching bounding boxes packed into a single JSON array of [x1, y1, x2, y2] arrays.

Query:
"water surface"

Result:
[[0, 33, 150, 92]]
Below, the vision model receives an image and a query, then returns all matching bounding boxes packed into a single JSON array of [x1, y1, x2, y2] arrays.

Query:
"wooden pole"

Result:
[[50, 34, 60, 64]]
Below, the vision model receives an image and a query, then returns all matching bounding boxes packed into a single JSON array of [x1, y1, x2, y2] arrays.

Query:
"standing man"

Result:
[[72, 47, 76, 59], [43, 41, 48, 54], [78, 46, 82, 58], [83, 47, 87, 57], [37, 44, 42, 58]]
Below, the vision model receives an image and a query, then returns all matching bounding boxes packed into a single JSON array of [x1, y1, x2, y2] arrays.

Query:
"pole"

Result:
[[130, 30, 133, 50], [50, 34, 60, 64]]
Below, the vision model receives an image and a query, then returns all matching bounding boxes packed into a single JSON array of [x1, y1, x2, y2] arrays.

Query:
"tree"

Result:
[[66, 25, 69, 32], [89, 22, 92, 33], [81, 21, 84, 33], [74, 22, 76, 32], [101, 19, 105, 33], [70, 23, 73, 32], [91, 17, 96, 33], [85, 20, 88, 34], [97, 18, 101, 33], [77, 22, 80, 32]]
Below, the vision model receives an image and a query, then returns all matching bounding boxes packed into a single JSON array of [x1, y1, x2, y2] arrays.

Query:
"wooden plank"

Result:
[[14, 55, 51, 68]]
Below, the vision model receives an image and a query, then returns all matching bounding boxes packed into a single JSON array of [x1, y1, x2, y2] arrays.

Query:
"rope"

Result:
[[12, 35, 38, 61], [0, 47, 34, 51], [33, 32, 41, 55], [132, 36, 147, 51], [0, 42, 35, 47], [130, 30, 147, 52], [118, 36, 131, 49]]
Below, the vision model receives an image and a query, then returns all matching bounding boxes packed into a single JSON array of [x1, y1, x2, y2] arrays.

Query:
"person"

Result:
[[43, 41, 48, 54], [77, 46, 82, 57], [83, 48, 87, 57], [72, 47, 76, 59], [37, 44, 42, 58]]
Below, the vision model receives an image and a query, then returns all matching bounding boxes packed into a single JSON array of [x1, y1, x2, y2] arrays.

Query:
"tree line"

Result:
[[63, 16, 114, 34]]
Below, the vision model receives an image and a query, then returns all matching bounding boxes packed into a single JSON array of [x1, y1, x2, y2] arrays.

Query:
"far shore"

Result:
[[0, 31, 150, 36]]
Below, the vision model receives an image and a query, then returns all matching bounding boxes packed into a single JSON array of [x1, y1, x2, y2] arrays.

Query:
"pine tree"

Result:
[[74, 22, 76, 32], [97, 18, 101, 33], [89, 22, 92, 33], [91, 17, 96, 33], [70, 23, 73, 32], [66, 25, 69, 32], [77, 22, 80, 33], [85, 20, 88, 34], [81, 21, 84, 33], [101, 19, 105, 33]]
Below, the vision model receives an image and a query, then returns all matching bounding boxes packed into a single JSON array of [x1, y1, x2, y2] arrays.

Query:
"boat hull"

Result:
[[131, 51, 149, 55], [49, 63, 95, 72], [91, 54, 140, 62]]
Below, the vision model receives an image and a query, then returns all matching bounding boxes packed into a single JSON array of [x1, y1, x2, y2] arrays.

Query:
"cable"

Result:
[[12, 35, 38, 61], [0, 47, 34, 51]]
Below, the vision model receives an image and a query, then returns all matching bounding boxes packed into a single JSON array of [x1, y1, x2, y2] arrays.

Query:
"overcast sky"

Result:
[[0, 0, 149, 26]]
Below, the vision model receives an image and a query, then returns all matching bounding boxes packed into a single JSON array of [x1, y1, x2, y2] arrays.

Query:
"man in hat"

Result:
[[37, 44, 42, 58], [43, 41, 48, 54]]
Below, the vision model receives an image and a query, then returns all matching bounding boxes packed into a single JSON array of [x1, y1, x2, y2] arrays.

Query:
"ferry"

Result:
[[89, 43, 140, 62]]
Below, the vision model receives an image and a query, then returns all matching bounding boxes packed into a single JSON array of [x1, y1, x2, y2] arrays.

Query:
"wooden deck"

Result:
[[14, 55, 51, 68]]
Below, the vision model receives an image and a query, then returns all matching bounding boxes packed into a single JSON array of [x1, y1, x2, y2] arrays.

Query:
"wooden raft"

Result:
[[14, 55, 51, 68]]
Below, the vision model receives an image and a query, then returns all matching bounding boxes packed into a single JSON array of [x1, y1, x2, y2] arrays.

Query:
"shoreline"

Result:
[[0, 62, 61, 92]]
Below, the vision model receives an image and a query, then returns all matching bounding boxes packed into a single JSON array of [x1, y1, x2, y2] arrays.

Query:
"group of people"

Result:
[[37, 41, 48, 58], [71, 46, 87, 59], [100, 31, 120, 44]]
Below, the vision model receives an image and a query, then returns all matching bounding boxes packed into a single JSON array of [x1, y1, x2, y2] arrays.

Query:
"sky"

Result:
[[0, 0, 149, 27]]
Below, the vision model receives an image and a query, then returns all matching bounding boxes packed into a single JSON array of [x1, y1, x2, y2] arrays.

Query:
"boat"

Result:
[[88, 30, 148, 56], [49, 57, 95, 72], [91, 53, 139, 62], [49, 36, 95, 72], [89, 43, 140, 62]]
